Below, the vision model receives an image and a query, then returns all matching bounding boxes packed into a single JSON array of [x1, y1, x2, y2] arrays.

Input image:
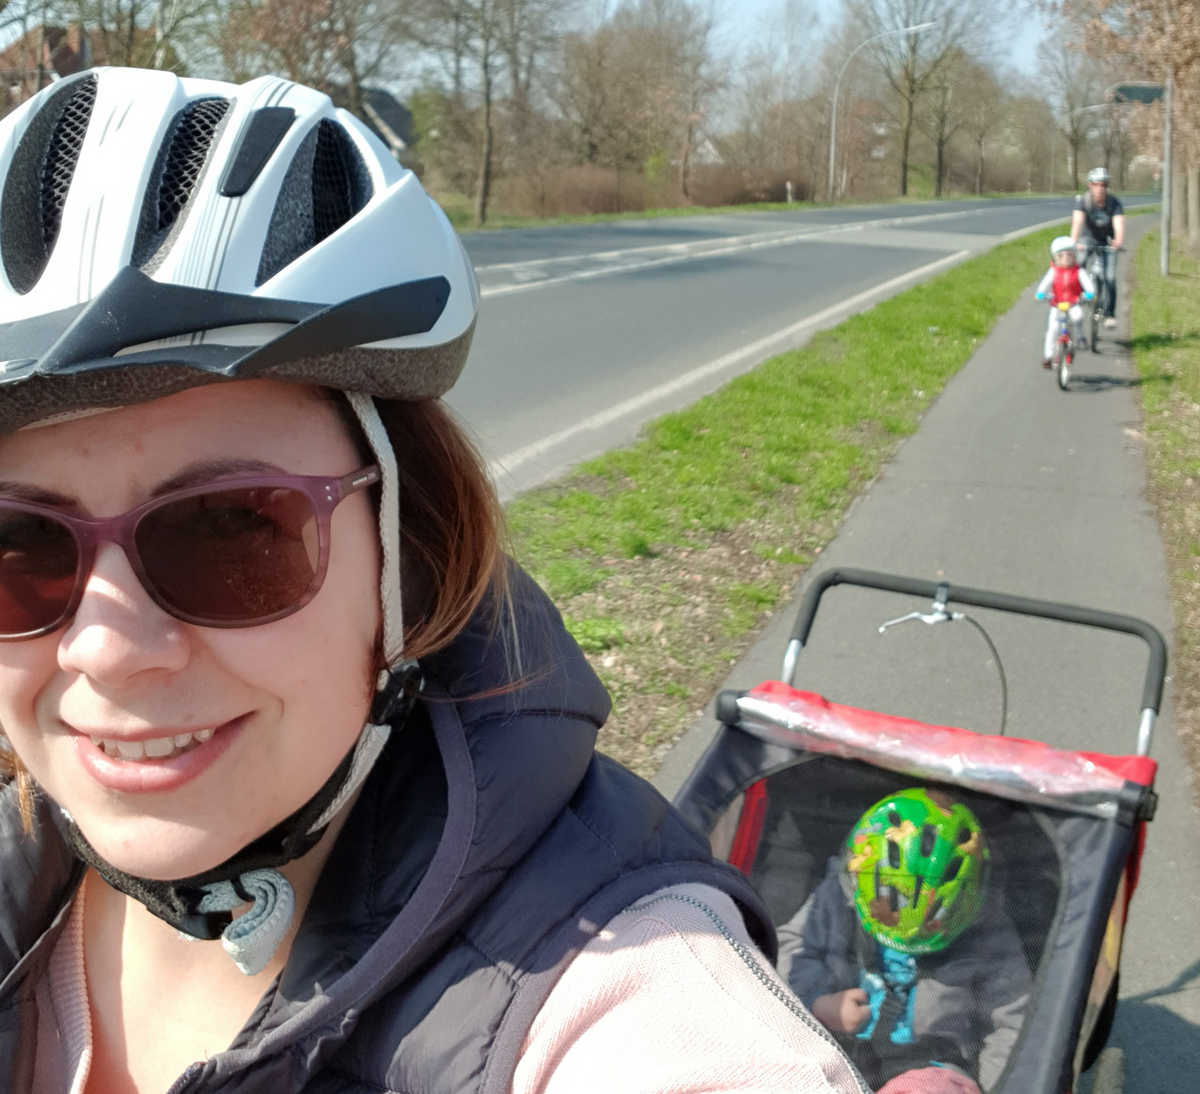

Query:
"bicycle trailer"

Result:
[[675, 568, 1165, 1094]]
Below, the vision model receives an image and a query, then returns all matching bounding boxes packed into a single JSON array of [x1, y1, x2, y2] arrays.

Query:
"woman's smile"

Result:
[[67, 713, 252, 794]]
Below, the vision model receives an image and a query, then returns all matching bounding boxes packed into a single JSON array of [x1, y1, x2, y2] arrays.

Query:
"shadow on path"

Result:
[[1067, 371, 1174, 393], [1077, 959, 1200, 1093]]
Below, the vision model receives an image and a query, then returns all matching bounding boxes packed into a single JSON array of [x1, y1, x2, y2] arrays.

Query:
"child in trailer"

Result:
[[778, 789, 1031, 1094], [1035, 236, 1096, 369]]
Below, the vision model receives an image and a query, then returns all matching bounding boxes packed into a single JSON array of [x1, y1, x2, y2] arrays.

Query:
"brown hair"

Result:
[[372, 397, 508, 665], [0, 394, 508, 830]]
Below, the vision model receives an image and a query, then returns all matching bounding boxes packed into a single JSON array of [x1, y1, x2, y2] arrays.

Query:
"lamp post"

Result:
[[827, 21, 937, 202]]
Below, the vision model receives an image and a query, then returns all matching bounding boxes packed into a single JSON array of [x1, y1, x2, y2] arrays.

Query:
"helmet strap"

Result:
[[65, 666, 418, 975]]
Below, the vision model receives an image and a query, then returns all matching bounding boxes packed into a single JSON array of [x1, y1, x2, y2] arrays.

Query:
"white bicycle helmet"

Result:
[[1050, 235, 1077, 257], [0, 69, 480, 974], [1087, 166, 1109, 184], [0, 68, 478, 435]]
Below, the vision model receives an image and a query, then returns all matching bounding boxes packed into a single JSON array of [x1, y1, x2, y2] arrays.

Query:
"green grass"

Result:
[[433, 190, 1098, 233], [1130, 229, 1200, 774], [509, 224, 1068, 603]]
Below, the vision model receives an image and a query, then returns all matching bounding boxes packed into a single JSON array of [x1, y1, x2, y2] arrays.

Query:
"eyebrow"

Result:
[[152, 458, 289, 495], [0, 481, 75, 506], [0, 459, 290, 510]]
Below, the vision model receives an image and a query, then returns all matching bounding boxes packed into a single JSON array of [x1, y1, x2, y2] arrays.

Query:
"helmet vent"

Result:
[[256, 120, 372, 286], [133, 97, 230, 269], [40, 78, 97, 256], [1, 74, 98, 294]]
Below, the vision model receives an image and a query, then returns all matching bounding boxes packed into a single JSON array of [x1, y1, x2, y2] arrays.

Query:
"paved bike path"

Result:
[[654, 215, 1200, 1091]]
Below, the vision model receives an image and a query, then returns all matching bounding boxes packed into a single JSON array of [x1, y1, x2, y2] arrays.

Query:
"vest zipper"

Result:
[[632, 892, 874, 1094]]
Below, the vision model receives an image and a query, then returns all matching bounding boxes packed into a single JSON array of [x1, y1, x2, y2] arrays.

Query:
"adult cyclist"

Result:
[[1070, 166, 1125, 330]]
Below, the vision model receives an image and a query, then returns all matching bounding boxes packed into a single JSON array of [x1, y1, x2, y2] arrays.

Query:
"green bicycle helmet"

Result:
[[845, 788, 988, 955]]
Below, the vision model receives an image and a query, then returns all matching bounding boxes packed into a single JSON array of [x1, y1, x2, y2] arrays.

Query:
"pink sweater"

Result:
[[34, 883, 864, 1094]]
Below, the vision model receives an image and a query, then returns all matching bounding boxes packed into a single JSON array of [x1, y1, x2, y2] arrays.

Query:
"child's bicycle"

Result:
[[1052, 301, 1074, 392]]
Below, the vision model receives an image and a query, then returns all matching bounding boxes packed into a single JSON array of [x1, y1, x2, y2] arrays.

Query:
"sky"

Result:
[[729, 0, 1053, 78]]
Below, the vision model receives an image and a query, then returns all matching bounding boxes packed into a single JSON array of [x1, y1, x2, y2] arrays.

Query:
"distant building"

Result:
[[0, 25, 91, 110]]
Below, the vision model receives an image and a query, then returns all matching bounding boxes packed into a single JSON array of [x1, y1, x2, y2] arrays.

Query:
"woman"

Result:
[[0, 70, 866, 1094]]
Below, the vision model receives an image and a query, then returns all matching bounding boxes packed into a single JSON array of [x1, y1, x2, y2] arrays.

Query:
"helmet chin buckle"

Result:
[[371, 661, 421, 726], [65, 669, 419, 974]]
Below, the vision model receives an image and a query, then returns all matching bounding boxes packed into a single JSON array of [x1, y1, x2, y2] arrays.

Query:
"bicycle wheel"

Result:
[[1091, 295, 1103, 353], [1057, 344, 1071, 391]]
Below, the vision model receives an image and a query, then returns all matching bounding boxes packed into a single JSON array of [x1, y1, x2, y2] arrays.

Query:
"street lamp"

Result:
[[827, 21, 937, 202]]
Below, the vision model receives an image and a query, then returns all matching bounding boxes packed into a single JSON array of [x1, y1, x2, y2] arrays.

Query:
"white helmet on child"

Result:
[[1050, 236, 1077, 257]]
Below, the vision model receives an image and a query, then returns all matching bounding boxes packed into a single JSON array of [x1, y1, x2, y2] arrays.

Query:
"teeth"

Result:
[[91, 729, 217, 762]]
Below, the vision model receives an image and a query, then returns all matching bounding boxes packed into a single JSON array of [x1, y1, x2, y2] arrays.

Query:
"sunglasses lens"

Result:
[[136, 486, 320, 624], [0, 508, 79, 635]]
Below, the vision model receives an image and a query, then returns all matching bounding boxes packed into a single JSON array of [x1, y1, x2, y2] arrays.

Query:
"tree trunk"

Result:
[[975, 136, 984, 194], [935, 135, 945, 197], [898, 94, 914, 196], [473, 54, 493, 228], [1188, 165, 1200, 255], [678, 125, 693, 202], [1172, 164, 1187, 238]]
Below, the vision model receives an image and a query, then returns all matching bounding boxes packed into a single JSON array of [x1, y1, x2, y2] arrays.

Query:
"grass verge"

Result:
[[507, 224, 1068, 775], [434, 190, 1090, 233], [1130, 230, 1200, 775]]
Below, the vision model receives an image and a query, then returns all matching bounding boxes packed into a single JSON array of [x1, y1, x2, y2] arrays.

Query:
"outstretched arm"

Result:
[[1070, 209, 1085, 242], [1112, 214, 1125, 248]]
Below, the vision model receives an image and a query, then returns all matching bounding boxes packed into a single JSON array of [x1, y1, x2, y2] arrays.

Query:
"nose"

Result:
[[57, 542, 190, 686]]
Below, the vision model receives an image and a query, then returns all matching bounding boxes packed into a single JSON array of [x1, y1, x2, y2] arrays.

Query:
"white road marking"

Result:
[[1000, 216, 1073, 241], [476, 206, 1031, 299], [488, 248, 972, 482]]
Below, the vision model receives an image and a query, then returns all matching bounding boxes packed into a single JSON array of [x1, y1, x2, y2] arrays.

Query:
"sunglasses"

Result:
[[0, 466, 380, 639]]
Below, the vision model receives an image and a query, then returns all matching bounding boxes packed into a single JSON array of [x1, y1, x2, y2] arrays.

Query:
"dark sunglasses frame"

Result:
[[0, 465, 380, 640]]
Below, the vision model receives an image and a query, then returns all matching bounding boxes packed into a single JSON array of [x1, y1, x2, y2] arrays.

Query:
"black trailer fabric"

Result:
[[675, 726, 1138, 1094]]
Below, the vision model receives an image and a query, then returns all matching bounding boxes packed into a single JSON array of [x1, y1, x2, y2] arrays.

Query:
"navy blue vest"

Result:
[[0, 568, 773, 1093]]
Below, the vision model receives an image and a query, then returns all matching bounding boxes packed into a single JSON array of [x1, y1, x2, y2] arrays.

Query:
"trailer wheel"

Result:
[[1081, 973, 1119, 1071], [1090, 1047, 1126, 1094]]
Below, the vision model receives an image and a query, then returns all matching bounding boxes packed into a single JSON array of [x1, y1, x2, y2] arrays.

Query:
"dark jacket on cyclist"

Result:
[[1075, 191, 1124, 246], [0, 567, 782, 1094]]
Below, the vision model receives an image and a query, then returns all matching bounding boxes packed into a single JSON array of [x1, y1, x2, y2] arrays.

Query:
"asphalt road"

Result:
[[653, 214, 1198, 1092], [450, 195, 1155, 499]]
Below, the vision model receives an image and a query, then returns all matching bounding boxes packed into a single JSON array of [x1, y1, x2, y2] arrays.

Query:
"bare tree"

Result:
[[916, 48, 980, 195], [219, 0, 409, 116], [552, 0, 723, 209], [846, 0, 990, 195], [1038, 34, 1099, 190], [49, 0, 212, 69], [958, 61, 1006, 192]]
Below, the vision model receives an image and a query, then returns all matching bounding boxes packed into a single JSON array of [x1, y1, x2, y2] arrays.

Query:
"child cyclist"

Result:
[[1035, 236, 1096, 368], [779, 789, 1030, 1094]]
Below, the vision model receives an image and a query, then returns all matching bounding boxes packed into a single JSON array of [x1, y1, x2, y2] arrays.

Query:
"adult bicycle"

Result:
[[1083, 244, 1119, 354]]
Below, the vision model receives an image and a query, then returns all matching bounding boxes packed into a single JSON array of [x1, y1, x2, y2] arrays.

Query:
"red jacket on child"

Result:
[[1050, 267, 1083, 305]]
